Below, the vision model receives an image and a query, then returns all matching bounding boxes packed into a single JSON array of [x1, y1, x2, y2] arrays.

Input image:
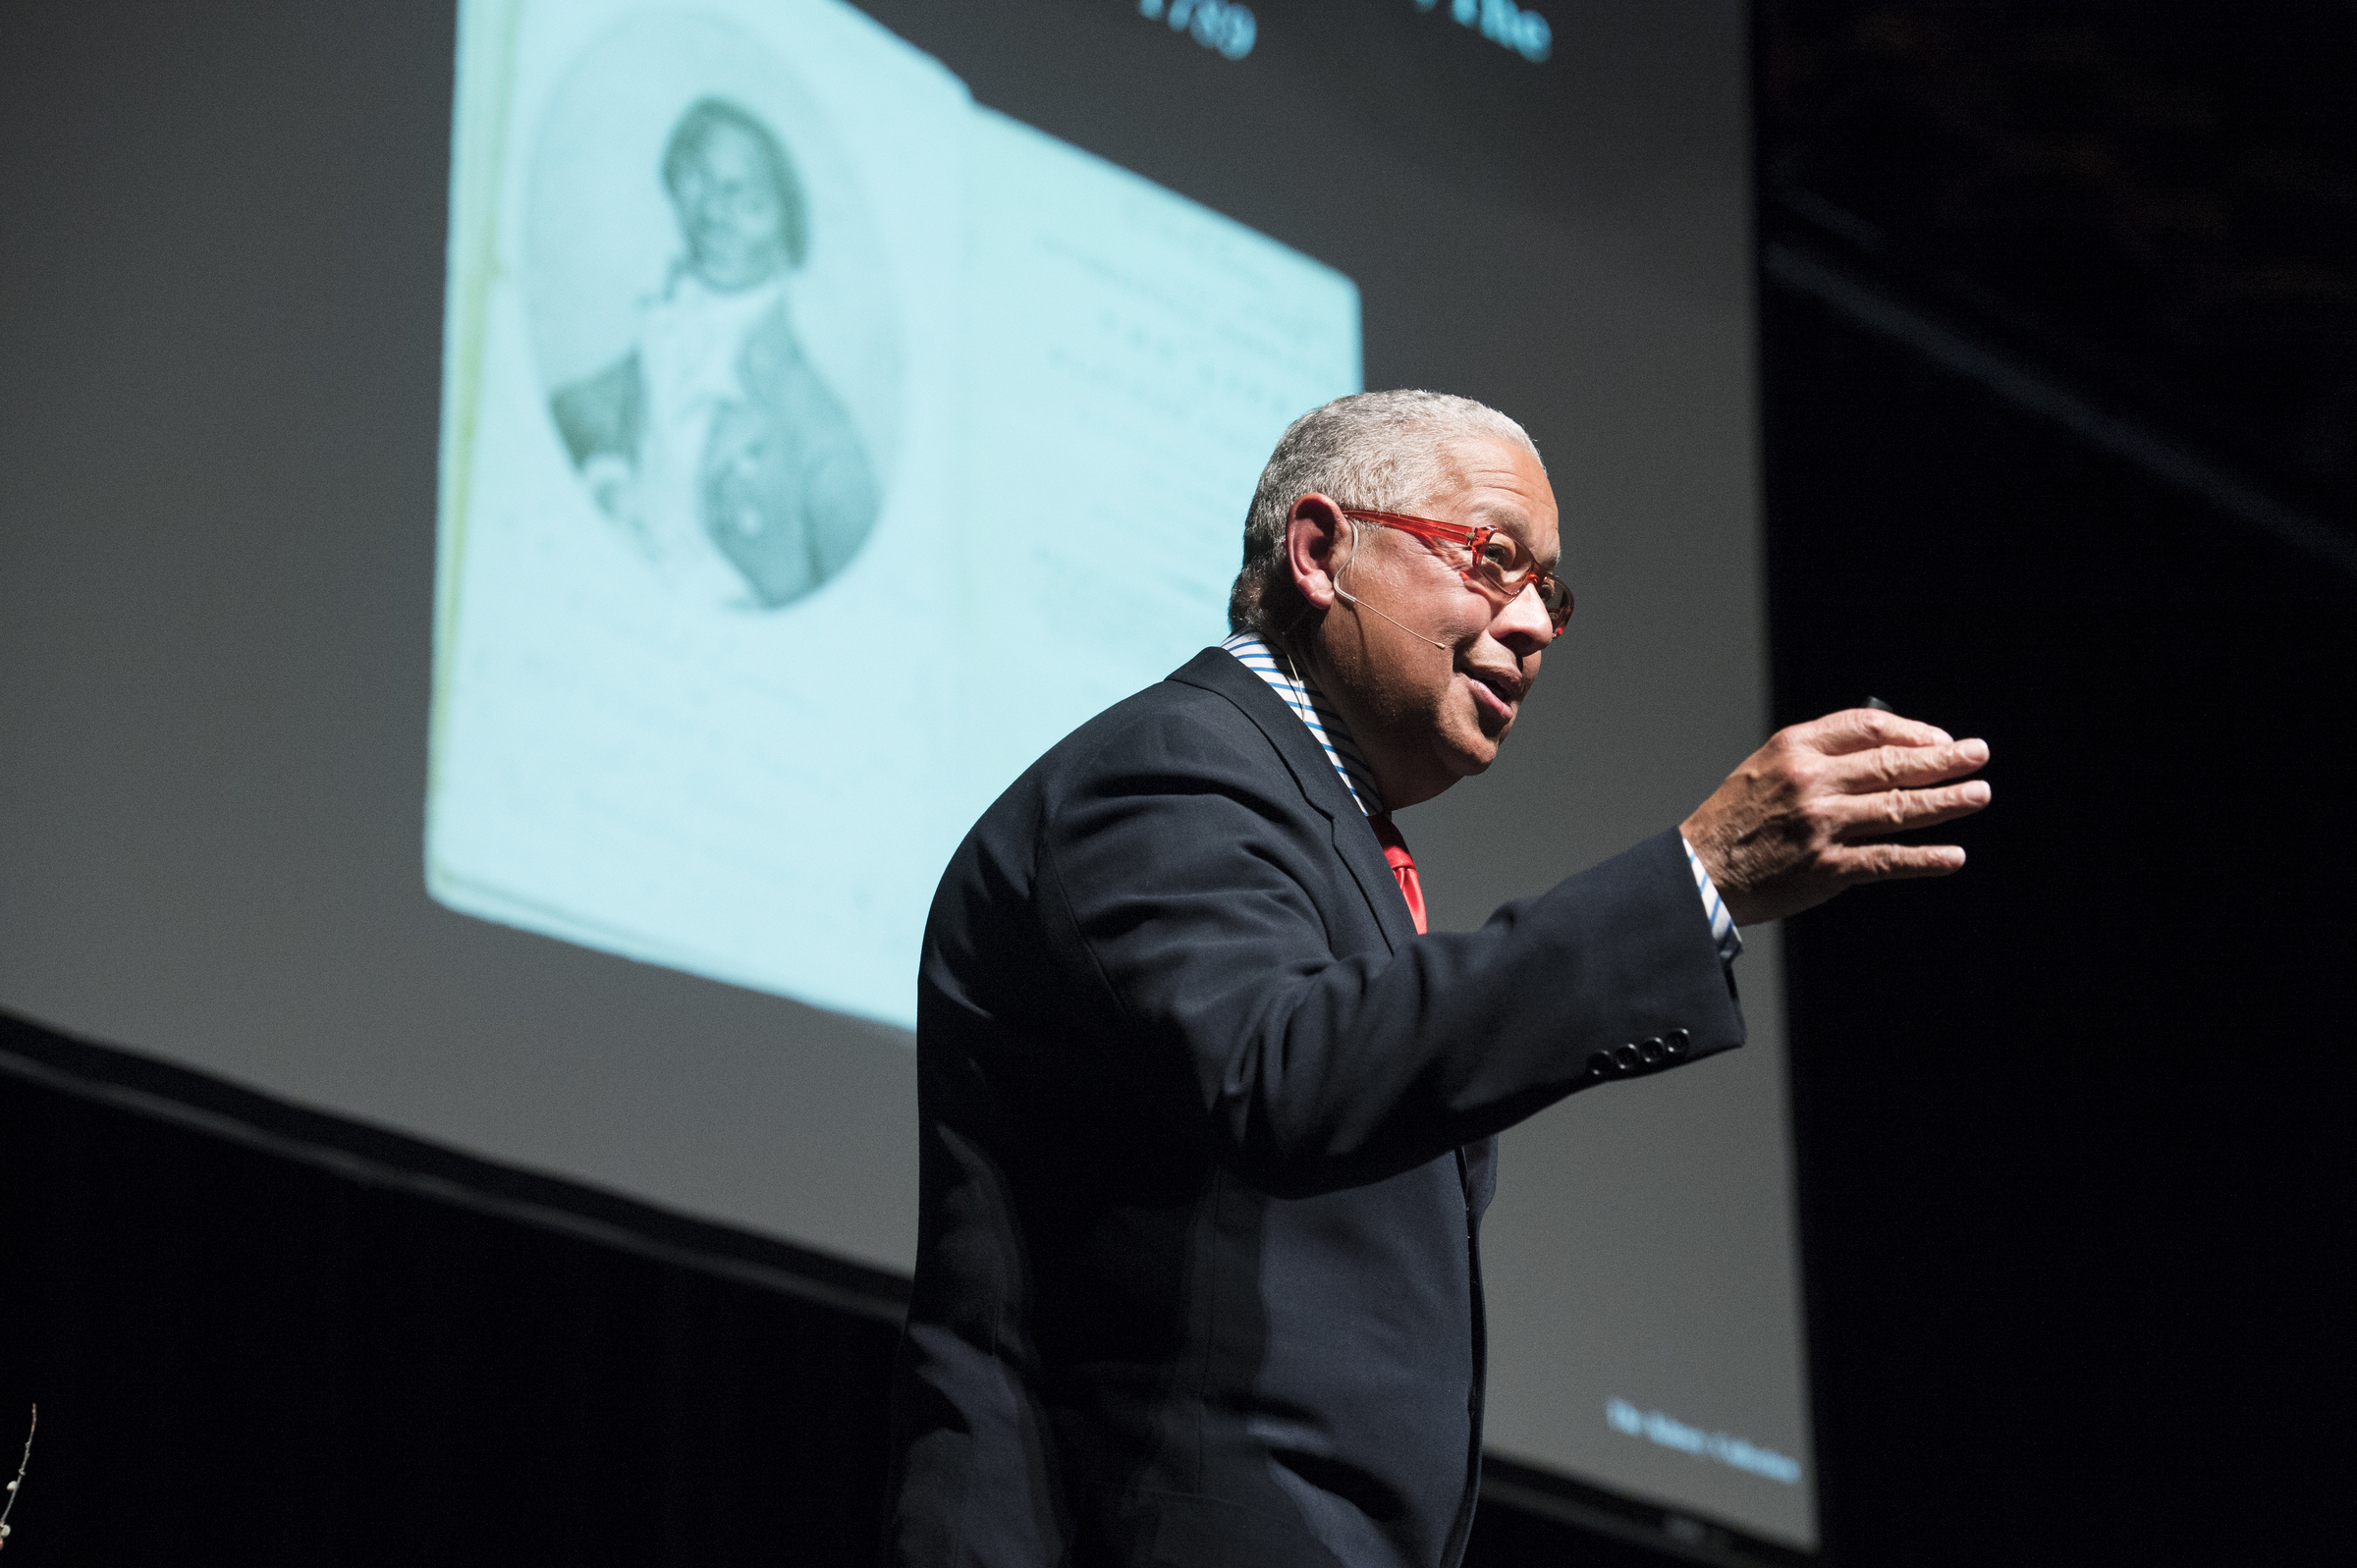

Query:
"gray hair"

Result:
[[1226, 390, 1543, 638]]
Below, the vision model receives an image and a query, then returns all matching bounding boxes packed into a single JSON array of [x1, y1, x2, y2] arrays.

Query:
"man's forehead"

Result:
[[1462, 493, 1544, 529], [1432, 435, 1550, 500], [1442, 445, 1560, 561]]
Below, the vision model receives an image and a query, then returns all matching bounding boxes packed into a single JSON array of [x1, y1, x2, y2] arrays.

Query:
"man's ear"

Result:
[[1286, 494, 1350, 612]]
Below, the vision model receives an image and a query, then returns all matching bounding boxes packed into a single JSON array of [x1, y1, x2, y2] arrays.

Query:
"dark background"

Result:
[[1759, 3, 2356, 1561], [5, 2, 2354, 1565]]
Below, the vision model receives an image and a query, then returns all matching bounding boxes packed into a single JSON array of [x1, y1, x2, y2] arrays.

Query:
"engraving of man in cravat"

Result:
[[551, 97, 879, 609]]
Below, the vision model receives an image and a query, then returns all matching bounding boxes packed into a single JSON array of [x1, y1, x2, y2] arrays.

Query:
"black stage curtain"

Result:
[[0, 1028, 900, 1566], [0, 1016, 1685, 1568]]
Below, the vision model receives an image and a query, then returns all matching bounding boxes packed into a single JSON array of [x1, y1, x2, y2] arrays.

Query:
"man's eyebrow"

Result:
[[1463, 499, 1527, 529], [1464, 501, 1561, 569]]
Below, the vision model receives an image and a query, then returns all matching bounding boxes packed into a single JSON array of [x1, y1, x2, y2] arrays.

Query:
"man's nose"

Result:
[[1492, 580, 1557, 651]]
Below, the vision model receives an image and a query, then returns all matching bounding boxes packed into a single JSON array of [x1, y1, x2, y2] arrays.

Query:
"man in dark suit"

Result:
[[881, 391, 1990, 1566]]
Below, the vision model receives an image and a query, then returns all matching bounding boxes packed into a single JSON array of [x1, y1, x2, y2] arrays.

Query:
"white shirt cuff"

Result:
[[1681, 835, 1743, 964]]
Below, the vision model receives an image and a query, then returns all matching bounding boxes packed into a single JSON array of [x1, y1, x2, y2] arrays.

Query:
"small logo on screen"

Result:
[[1606, 1397, 1803, 1486]]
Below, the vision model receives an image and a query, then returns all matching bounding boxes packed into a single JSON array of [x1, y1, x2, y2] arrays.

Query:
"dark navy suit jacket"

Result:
[[882, 648, 1745, 1568]]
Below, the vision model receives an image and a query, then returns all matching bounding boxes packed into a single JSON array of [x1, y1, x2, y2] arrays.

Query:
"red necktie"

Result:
[[1369, 814, 1427, 936]]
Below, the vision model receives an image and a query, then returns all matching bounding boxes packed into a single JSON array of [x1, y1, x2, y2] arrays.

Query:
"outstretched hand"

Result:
[[1681, 709, 1992, 927]]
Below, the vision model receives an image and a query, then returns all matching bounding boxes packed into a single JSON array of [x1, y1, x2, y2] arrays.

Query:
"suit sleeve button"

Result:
[[1586, 1051, 1613, 1078], [1664, 1029, 1689, 1056], [1613, 1043, 1639, 1071], [1638, 1036, 1665, 1064]]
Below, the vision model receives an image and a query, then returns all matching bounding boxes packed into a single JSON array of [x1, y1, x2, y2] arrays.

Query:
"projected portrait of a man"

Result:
[[550, 97, 879, 609]]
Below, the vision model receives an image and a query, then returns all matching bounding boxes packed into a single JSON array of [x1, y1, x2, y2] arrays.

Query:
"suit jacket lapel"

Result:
[[1168, 648, 1419, 954]]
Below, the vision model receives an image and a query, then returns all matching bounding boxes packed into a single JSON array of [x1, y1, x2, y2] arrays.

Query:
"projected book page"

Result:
[[427, 0, 1362, 1027], [955, 107, 1363, 790]]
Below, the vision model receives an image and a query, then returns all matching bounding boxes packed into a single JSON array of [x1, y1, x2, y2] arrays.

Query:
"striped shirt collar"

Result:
[[1222, 633, 1740, 960], [1220, 632, 1385, 817]]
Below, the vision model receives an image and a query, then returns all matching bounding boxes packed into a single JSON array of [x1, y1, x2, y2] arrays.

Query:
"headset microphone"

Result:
[[1333, 517, 1453, 650], [1332, 583, 1452, 651]]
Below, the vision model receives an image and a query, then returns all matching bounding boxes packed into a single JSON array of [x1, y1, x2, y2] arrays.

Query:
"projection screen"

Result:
[[0, 0, 1812, 1547]]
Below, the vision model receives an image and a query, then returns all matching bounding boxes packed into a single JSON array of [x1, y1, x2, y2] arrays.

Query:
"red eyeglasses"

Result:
[[1340, 509, 1573, 632]]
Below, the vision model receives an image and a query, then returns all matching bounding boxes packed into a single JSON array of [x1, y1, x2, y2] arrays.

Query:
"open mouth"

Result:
[[1466, 668, 1522, 723]]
